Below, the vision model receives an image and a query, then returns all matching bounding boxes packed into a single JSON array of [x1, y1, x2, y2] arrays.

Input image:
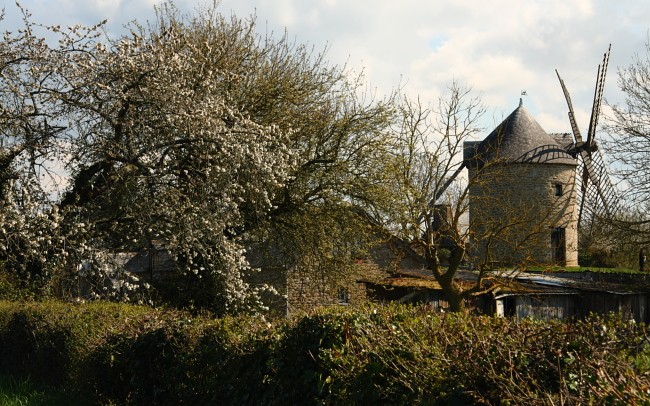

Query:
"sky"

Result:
[[2, 0, 649, 137]]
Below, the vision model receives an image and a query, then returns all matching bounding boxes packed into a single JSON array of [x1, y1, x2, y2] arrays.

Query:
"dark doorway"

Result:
[[551, 228, 566, 264], [503, 296, 516, 317]]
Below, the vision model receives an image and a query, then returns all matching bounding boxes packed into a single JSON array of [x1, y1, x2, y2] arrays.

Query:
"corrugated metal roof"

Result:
[[514, 273, 572, 288], [504, 271, 650, 295], [362, 267, 650, 297]]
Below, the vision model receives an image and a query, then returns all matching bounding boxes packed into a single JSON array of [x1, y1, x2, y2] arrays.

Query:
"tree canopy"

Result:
[[0, 2, 399, 313], [606, 38, 650, 207], [2, 1, 545, 313]]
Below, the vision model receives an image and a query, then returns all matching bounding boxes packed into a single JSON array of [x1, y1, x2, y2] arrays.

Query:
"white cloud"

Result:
[[2, 0, 648, 136]]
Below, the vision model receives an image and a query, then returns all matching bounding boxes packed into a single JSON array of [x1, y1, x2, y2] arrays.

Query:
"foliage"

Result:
[[527, 265, 641, 274], [0, 374, 85, 406], [605, 38, 650, 207], [0, 6, 73, 299], [0, 1, 395, 314], [52, 4, 299, 314], [578, 208, 646, 269], [579, 247, 623, 268], [368, 83, 492, 311], [603, 37, 650, 263], [0, 300, 648, 405]]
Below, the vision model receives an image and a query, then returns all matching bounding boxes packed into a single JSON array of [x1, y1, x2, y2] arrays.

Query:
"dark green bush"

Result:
[[0, 301, 648, 405]]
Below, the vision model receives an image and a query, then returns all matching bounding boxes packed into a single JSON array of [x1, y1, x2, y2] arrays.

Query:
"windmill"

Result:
[[415, 47, 619, 266], [555, 45, 619, 232]]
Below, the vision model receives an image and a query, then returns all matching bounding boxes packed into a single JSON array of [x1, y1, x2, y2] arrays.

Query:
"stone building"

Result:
[[246, 236, 423, 316], [464, 100, 579, 267]]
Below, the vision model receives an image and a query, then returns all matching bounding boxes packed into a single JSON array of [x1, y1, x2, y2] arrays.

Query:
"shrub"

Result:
[[0, 301, 648, 405]]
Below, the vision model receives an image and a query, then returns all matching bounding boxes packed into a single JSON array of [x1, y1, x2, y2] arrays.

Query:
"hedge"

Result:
[[0, 301, 648, 405]]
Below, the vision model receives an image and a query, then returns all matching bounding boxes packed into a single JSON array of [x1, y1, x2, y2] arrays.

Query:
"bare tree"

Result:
[[601, 37, 650, 263], [368, 82, 486, 311], [605, 39, 650, 205], [371, 84, 580, 311]]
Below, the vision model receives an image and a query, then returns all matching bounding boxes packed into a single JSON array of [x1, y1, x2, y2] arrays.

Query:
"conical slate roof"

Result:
[[465, 100, 576, 167]]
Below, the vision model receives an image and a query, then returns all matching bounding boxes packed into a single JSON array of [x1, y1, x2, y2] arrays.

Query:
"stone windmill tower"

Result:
[[463, 99, 580, 267], [426, 48, 616, 268]]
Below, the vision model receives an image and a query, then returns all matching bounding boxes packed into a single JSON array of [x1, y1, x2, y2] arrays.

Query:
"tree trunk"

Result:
[[446, 290, 464, 312], [438, 245, 466, 312]]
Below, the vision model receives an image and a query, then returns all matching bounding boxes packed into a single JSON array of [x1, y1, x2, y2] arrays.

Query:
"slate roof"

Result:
[[465, 100, 577, 167]]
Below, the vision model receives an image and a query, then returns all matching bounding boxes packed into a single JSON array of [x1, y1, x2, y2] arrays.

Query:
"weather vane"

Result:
[[521, 90, 527, 96]]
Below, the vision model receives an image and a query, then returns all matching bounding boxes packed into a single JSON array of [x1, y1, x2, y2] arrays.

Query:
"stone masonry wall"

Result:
[[286, 264, 387, 315], [468, 163, 578, 266]]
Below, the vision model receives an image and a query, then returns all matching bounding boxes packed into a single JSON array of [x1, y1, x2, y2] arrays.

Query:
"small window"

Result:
[[554, 183, 563, 196], [337, 287, 349, 304]]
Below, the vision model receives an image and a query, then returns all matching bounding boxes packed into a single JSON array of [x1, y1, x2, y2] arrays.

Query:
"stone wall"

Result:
[[247, 239, 399, 316], [286, 263, 387, 315], [468, 162, 579, 266], [251, 237, 422, 315]]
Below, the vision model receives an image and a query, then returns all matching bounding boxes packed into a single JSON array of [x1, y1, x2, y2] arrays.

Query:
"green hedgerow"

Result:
[[0, 301, 649, 405]]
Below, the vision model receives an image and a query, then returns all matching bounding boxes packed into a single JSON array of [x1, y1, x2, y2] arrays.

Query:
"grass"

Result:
[[0, 375, 88, 406], [527, 265, 641, 274]]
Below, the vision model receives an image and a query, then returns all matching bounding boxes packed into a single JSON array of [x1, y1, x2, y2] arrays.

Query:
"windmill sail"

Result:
[[580, 148, 618, 220], [556, 45, 618, 230], [587, 45, 611, 145], [556, 70, 584, 144], [581, 45, 618, 220]]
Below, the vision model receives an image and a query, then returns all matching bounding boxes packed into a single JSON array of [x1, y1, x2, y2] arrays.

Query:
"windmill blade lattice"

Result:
[[577, 148, 619, 221], [555, 70, 584, 144], [587, 45, 611, 145]]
